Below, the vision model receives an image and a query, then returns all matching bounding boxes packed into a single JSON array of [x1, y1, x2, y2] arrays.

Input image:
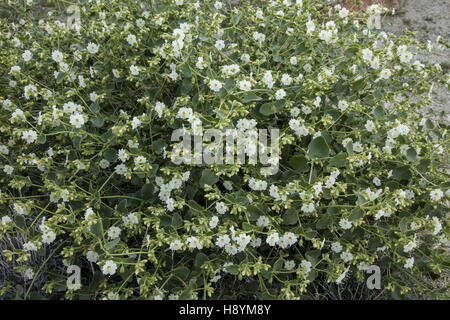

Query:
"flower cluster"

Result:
[[0, 0, 448, 300]]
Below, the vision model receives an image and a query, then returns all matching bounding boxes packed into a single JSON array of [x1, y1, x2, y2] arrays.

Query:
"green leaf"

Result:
[[56, 72, 65, 84], [329, 152, 348, 168], [225, 78, 235, 91], [14, 215, 26, 228], [90, 117, 104, 128], [289, 155, 309, 172], [225, 264, 240, 275], [73, 136, 84, 150], [141, 183, 154, 197], [232, 13, 243, 25], [282, 208, 298, 225], [349, 208, 364, 221], [194, 252, 209, 268], [406, 148, 417, 162], [91, 101, 100, 113], [174, 267, 191, 280], [259, 100, 284, 116], [241, 92, 262, 103], [316, 216, 332, 230], [180, 77, 193, 94], [103, 149, 117, 162], [181, 64, 192, 78], [90, 222, 102, 238], [105, 238, 119, 250], [199, 169, 219, 186], [373, 106, 385, 119], [171, 213, 183, 229], [305, 250, 321, 265], [307, 136, 330, 158], [392, 166, 412, 181], [273, 258, 284, 271]]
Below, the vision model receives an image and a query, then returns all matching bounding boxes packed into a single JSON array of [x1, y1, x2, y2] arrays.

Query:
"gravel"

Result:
[[382, 0, 450, 122]]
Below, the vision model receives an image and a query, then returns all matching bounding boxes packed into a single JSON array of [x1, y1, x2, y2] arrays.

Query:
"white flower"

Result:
[[275, 89, 286, 100], [1, 216, 12, 224], [404, 257, 414, 269], [290, 56, 298, 65], [176, 107, 193, 120], [306, 20, 316, 33], [221, 64, 240, 76], [170, 239, 183, 250], [337, 100, 349, 112], [252, 32, 266, 43], [248, 178, 267, 191], [331, 241, 343, 253], [209, 79, 223, 92], [215, 40, 225, 50], [241, 53, 250, 63], [301, 203, 315, 214], [24, 268, 35, 280], [238, 80, 252, 91], [365, 120, 376, 132], [196, 57, 206, 69], [126, 34, 137, 46], [107, 226, 122, 239], [86, 250, 99, 263], [3, 165, 13, 175], [361, 48, 373, 62], [380, 68, 392, 80], [42, 231, 56, 244], [52, 50, 64, 63], [112, 69, 121, 78], [403, 240, 417, 253], [262, 71, 275, 88], [130, 65, 140, 76], [114, 164, 127, 176], [23, 242, 37, 251], [341, 251, 354, 263], [300, 260, 312, 274], [281, 74, 293, 86], [89, 92, 98, 102], [318, 29, 334, 43], [336, 266, 350, 284], [256, 216, 270, 228], [70, 113, 86, 128], [117, 149, 129, 162], [215, 201, 228, 215], [155, 101, 167, 118], [339, 7, 349, 18], [430, 189, 443, 201], [186, 236, 203, 250], [278, 232, 298, 248], [123, 212, 139, 226], [266, 232, 279, 246], [131, 116, 142, 130], [14, 203, 29, 215], [21, 130, 38, 144], [215, 234, 231, 248], [24, 84, 38, 99], [432, 217, 442, 235], [373, 177, 381, 187], [285, 260, 296, 270], [209, 216, 219, 229], [22, 50, 33, 62], [339, 218, 352, 230], [86, 42, 99, 54], [102, 260, 117, 276]]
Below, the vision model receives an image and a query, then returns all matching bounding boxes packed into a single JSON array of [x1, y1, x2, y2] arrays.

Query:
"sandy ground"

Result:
[[383, 0, 450, 122]]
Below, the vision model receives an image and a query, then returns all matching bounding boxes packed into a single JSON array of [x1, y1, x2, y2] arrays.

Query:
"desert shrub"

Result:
[[0, 0, 449, 300]]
